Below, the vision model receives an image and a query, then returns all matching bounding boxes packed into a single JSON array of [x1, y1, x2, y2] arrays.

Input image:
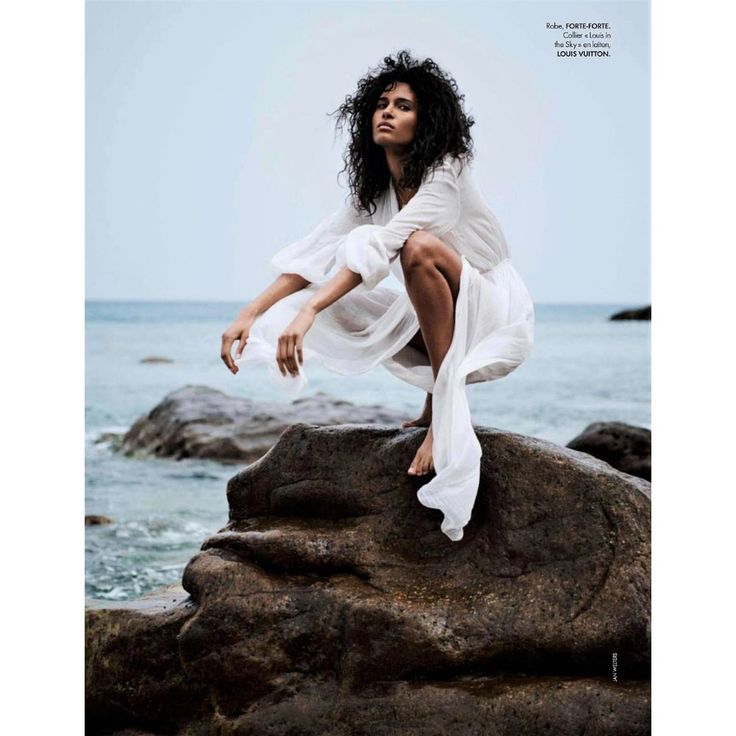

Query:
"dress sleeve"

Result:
[[335, 155, 463, 290], [270, 198, 371, 284]]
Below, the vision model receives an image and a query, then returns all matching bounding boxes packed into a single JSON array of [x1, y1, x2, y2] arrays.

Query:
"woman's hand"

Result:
[[221, 312, 257, 374], [276, 306, 315, 377]]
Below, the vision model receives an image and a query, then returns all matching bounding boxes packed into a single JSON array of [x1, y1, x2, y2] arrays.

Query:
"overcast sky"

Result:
[[86, 0, 649, 304]]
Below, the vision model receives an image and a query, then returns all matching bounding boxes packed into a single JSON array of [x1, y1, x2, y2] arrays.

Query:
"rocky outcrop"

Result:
[[567, 421, 651, 481], [609, 305, 651, 321], [86, 424, 650, 735], [117, 385, 406, 464]]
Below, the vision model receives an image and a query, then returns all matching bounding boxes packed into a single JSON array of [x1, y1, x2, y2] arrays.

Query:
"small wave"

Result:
[[164, 470, 223, 481], [100, 517, 210, 544], [86, 425, 128, 442]]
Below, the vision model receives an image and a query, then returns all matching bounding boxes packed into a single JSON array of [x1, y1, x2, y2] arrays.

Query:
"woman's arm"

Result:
[[221, 272, 309, 374], [270, 200, 371, 283], [224, 195, 370, 375], [276, 266, 362, 377], [274, 157, 463, 376]]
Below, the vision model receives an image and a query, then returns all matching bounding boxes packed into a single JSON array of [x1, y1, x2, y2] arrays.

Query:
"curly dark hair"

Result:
[[331, 50, 475, 216]]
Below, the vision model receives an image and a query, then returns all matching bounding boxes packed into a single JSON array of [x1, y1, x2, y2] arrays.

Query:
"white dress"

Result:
[[236, 154, 534, 541]]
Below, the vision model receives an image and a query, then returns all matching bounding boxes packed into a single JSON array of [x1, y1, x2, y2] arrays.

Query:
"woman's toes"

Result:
[[408, 436, 434, 476], [408, 453, 424, 475]]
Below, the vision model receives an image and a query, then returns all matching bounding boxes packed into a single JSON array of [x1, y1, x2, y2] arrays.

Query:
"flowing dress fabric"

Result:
[[237, 155, 534, 541]]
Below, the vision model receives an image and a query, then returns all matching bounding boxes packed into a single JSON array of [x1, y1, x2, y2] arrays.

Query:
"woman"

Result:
[[221, 51, 534, 542]]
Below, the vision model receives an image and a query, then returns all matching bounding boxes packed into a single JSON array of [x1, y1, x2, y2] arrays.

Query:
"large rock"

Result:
[[567, 421, 651, 481], [118, 385, 406, 464], [86, 424, 651, 735], [609, 305, 651, 321]]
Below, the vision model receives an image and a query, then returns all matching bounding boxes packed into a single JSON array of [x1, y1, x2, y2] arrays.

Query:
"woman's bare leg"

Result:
[[402, 330, 432, 428], [400, 230, 463, 475], [401, 389, 432, 428]]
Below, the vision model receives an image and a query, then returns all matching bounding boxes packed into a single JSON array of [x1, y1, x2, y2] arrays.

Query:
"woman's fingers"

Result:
[[277, 335, 295, 377], [235, 331, 248, 358], [276, 336, 287, 376], [276, 320, 310, 377], [220, 334, 236, 372], [282, 337, 294, 376], [273, 309, 315, 377], [296, 335, 304, 366], [288, 335, 301, 376], [284, 335, 298, 376], [276, 334, 301, 377]]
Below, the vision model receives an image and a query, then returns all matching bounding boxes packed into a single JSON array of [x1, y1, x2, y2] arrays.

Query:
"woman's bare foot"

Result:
[[401, 392, 432, 428], [408, 424, 434, 476]]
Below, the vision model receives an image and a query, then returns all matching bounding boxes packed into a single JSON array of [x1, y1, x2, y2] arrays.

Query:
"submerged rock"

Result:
[[119, 385, 406, 464], [85, 515, 113, 526], [140, 356, 174, 364], [86, 424, 651, 735], [567, 421, 651, 481], [609, 305, 651, 321]]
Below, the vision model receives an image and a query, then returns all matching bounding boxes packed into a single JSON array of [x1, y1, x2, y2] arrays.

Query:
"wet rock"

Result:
[[86, 425, 650, 735], [567, 421, 651, 481], [85, 514, 114, 526], [119, 385, 406, 464], [86, 585, 206, 734], [609, 305, 650, 321]]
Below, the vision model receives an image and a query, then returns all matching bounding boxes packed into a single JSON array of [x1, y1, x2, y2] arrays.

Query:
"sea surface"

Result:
[[85, 301, 650, 600]]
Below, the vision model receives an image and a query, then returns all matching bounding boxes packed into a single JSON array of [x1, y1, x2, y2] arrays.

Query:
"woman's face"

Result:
[[372, 81, 418, 151]]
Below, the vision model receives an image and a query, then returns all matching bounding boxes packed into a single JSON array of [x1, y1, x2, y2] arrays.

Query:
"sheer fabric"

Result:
[[236, 154, 534, 541]]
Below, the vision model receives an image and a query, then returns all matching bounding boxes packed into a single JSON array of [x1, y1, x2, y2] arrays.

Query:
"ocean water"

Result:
[[85, 300, 650, 600]]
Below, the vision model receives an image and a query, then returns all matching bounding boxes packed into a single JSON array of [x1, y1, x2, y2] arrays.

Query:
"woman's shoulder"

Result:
[[417, 154, 471, 194], [426, 152, 471, 181], [450, 152, 473, 176]]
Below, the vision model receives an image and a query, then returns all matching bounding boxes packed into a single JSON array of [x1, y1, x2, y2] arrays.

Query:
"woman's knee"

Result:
[[400, 230, 438, 272]]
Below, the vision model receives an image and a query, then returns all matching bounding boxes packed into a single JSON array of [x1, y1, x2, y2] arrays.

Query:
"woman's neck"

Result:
[[385, 149, 409, 187]]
